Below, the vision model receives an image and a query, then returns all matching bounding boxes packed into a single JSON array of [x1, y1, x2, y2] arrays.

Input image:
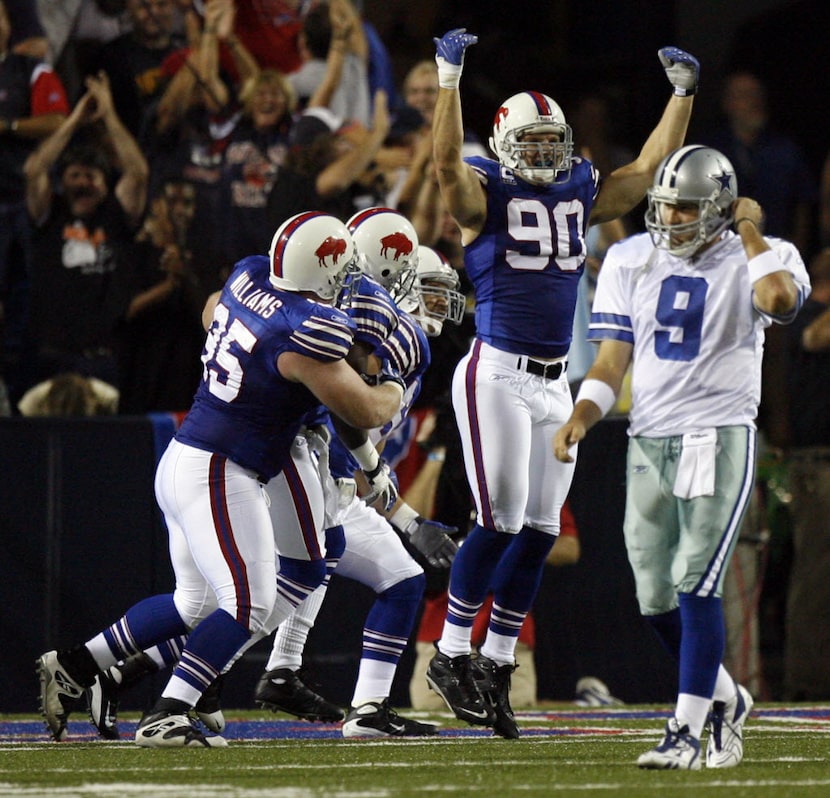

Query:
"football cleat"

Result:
[[341, 699, 438, 738], [37, 650, 85, 741], [471, 654, 520, 739], [254, 668, 344, 722], [637, 717, 701, 770], [86, 668, 121, 740], [706, 683, 753, 768], [194, 675, 226, 733], [574, 676, 624, 707], [135, 711, 228, 748], [425, 648, 495, 726]]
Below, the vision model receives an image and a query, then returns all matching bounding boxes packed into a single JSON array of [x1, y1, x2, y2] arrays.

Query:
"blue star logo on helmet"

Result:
[[713, 170, 733, 193]]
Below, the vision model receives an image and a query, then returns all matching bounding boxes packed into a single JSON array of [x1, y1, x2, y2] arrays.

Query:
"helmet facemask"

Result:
[[509, 125, 573, 185], [645, 195, 732, 258], [644, 145, 738, 258]]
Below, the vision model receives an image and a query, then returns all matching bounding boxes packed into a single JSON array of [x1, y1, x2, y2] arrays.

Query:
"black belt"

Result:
[[520, 358, 567, 380]]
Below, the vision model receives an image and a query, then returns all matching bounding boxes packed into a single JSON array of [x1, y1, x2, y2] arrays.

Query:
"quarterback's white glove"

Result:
[[658, 46, 699, 96], [433, 28, 478, 89]]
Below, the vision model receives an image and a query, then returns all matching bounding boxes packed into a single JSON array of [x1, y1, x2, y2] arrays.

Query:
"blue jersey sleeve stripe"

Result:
[[590, 311, 631, 327]]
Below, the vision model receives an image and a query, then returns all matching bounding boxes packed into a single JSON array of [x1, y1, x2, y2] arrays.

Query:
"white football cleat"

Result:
[[37, 651, 84, 742], [637, 717, 701, 770], [706, 683, 753, 768], [135, 711, 228, 748]]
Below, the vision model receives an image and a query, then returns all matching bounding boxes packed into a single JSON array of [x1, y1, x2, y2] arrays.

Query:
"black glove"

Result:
[[400, 516, 458, 569]]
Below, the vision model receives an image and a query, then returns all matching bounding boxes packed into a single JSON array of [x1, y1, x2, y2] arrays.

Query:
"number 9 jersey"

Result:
[[463, 155, 600, 359], [588, 231, 810, 437], [177, 255, 356, 480]]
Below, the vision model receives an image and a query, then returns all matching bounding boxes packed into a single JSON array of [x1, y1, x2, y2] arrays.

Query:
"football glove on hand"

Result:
[[658, 46, 699, 96], [363, 457, 399, 512], [401, 517, 459, 569], [360, 361, 406, 403], [433, 28, 478, 88]]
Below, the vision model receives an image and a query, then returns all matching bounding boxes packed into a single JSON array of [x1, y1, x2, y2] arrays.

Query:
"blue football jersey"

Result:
[[177, 255, 355, 480], [464, 155, 600, 358], [327, 310, 430, 480], [344, 273, 399, 351]]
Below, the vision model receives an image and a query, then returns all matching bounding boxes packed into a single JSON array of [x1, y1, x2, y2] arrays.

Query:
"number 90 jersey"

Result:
[[177, 255, 356, 480], [464, 155, 600, 359]]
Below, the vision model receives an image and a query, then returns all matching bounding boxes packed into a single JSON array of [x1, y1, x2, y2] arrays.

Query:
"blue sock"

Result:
[[102, 594, 188, 660], [362, 574, 425, 664], [172, 608, 251, 693], [490, 525, 555, 617], [445, 525, 511, 626], [678, 593, 724, 697]]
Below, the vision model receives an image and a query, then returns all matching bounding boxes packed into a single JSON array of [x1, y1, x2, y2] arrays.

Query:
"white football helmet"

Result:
[[346, 207, 419, 302], [489, 91, 573, 185], [645, 145, 738, 258], [268, 211, 357, 300], [399, 246, 466, 336]]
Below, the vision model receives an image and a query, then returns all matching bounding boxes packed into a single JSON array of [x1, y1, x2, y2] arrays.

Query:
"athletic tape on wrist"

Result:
[[435, 56, 462, 89], [349, 438, 380, 472], [747, 250, 784, 284], [390, 502, 419, 532], [575, 378, 616, 418]]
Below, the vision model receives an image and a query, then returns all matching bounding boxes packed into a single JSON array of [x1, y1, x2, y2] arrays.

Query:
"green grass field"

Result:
[[2, 704, 830, 797]]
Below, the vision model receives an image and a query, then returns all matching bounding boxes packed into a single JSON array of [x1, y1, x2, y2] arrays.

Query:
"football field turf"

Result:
[[2, 704, 830, 797]]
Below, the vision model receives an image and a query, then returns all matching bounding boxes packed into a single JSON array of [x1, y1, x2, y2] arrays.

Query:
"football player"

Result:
[[256, 221, 463, 738], [36, 211, 405, 748], [554, 145, 810, 768], [424, 27, 700, 738]]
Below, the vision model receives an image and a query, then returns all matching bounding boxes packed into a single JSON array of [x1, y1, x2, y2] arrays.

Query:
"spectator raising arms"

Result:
[[23, 70, 148, 393]]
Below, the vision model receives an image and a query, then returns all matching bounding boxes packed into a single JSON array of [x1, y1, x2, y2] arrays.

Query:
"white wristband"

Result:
[[575, 378, 616, 418], [390, 501, 419, 533], [349, 438, 379, 472], [747, 249, 784, 284], [435, 56, 462, 89]]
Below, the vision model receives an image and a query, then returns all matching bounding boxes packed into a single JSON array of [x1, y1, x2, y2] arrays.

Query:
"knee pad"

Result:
[[277, 555, 328, 593]]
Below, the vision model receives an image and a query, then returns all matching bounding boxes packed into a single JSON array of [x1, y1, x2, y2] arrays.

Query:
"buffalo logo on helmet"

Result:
[[494, 105, 509, 130], [315, 236, 348, 267], [379, 232, 413, 261]]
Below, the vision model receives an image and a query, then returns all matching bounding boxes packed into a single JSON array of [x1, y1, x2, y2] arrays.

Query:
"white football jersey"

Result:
[[589, 231, 810, 437]]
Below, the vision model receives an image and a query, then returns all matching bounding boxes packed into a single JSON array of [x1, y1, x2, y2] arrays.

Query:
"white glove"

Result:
[[658, 46, 699, 96], [363, 457, 398, 512]]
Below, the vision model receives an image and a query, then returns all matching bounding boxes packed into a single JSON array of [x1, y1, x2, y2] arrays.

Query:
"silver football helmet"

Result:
[[645, 145, 738, 258], [346, 207, 419, 303], [399, 246, 465, 336], [268, 211, 357, 301], [489, 91, 573, 185]]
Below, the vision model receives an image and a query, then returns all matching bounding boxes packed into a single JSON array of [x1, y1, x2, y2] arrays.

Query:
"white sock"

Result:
[[351, 659, 396, 707], [675, 693, 712, 739], [479, 631, 517, 667]]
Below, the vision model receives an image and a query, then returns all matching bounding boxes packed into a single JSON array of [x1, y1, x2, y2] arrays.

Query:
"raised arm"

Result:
[[23, 85, 100, 222], [590, 47, 698, 224], [84, 72, 149, 223], [432, 28, 486, 243]]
